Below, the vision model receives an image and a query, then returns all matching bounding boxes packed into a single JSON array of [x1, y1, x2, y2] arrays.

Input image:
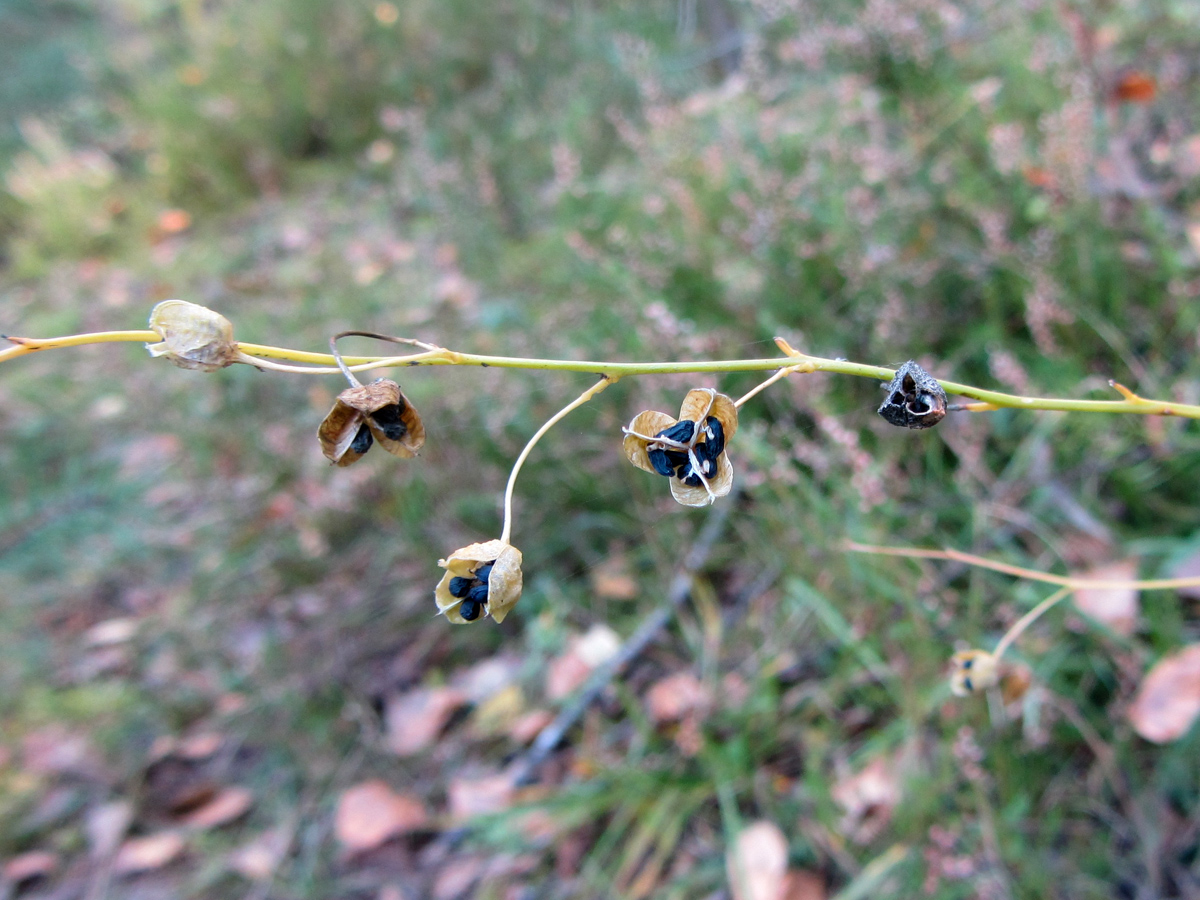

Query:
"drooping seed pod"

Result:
[[435, 540, 523, 624], [949, 649, 1000, 696], [317, 379, 425, 466], [622, 388, 739, 508], [146, 300, 240, 372], [877, 361, 948, 429]]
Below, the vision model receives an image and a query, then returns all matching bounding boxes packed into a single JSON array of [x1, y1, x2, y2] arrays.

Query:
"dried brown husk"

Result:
[[622, 388, 739, 507], [317, 379, 425, 466], [435, 540, 523, 624], [146, 300, 239, 372], [949, 649, 1000, 696]]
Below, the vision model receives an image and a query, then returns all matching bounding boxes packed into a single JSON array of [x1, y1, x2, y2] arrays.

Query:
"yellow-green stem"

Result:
[[993, 586, 1072, 661], [500, 376, 617, 545], [7, 329, 1200, 420]]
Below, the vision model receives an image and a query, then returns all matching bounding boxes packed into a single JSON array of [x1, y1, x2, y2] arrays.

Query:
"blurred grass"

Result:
[[2, 0, 1200, 897]]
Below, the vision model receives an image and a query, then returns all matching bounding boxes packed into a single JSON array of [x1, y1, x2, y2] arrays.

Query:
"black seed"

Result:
[[350, 423, 373, 455], [962, 676, 974, 692], [681, 470, 703, 487], [648, 447, 675, 477], [962, 657, 974, 670], [703, 416, 725, 457], [467, 583, 490, 604], [474, 562, 495, 583], [654, 420, 695, 444], [449, 576, 473, 598], [459, 598, 482, 621], [371, 404, 408, 441]]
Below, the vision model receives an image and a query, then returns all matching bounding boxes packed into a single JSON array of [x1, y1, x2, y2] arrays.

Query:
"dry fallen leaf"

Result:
[[229, 826, 292, 881], [590, 556, 640, 600], [781, 869, 826, 900], [113, 831, 187, 875], [3, 850, 58, 884], [509, 708, 555, 744], [832, 756, 901, 844], [180, 786, 253, 829], [177, 732, 224, 760], [447, 772, 516, 822], [1128, 644, 1200, 743], [384, 686, 467, 756], [1111, 70, 1156, 103], [646, 672, 711, 724], [727, 820, 789, 900], [334, 780, 429, 854], [1072, 559, 1139, 636]]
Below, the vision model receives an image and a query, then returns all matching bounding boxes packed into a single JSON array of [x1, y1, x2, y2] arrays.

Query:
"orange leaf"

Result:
[[334, 780, 429, 853], [1112, 71, 1156, 103], [1128, 644, 1200, 743], [113, 832, 186, 875], [180, 786, 253, 830]]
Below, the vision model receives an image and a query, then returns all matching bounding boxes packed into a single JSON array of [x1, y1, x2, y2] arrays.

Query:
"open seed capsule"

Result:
[[370, 404, 409, 441]]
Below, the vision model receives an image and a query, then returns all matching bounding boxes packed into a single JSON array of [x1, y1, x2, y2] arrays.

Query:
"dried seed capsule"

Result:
[[350, 423, 374, 455], [459, 598, 483, 621], [647, 447, 675, 477], [474, 562, 495, 583], [449, 576, 474, 598], [370, 404, 408, 441], [877, 361, 948, 429], [467, 583, 490, 604], [654, 420, 696, 444], [703, 416, 725, 457]]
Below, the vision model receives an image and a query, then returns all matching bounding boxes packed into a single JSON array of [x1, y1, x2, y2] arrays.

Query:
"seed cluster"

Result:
[[877, 361, 947, 429], [646, 417, 725, 486], [447, 560, 495, 621], [349, 397, 409, 456]]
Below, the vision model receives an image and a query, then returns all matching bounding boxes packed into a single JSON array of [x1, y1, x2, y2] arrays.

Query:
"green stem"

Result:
[[7, 329, 1200, 420], [500, 376, 617, 545]]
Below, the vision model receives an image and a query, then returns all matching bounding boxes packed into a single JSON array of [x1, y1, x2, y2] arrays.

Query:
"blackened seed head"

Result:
[[890, 392, 905, 406], [655, 420, 696, 444], [703, 416, 725, 457], [909, 395, 931, 414], [449, 576, 473, 598], [350, 423, 374, 455], [648, 447, 675, 477], [459, 598, 482, 621], [370, 404, 408, 441], [474, 562, 495, 583]]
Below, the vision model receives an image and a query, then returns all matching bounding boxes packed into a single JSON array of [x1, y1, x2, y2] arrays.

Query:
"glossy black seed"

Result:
[[474, 562, 495, 583], [654, 420, 695, 444], [962, 657, 974, 670], [703, 416, 725, 457], [962, 676, 973, 692], [459, 598, 483, 621], [371, 404, 408, 441], [660, 450, 689, 478], [648, 447, 675, 477], [449, 576, 473, 598], [350, 423, 373, 455], [467, 583, 490, 604], [681, 470, 703, 487]]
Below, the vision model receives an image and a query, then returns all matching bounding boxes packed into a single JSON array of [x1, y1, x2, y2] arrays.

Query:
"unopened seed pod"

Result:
[[146, 300, 240, 372]]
